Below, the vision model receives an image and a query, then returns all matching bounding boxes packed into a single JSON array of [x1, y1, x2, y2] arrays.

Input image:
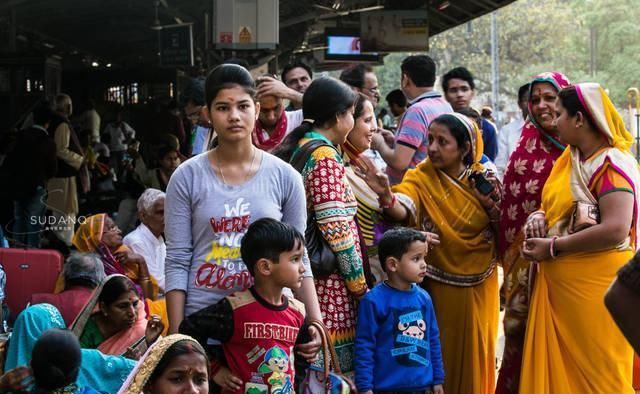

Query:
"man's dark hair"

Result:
[[32, 100, 54, 126], [281, 61, 313, 85], [518, 82, 531, 102], [441, 66, 476, 92], [378, 228, 427, 272], [180, 77, 206, 107], [339, 64, 374, 89], [240, 218, 304, 276], [401, 55, 436, 88], [385, 89, 407, 108]]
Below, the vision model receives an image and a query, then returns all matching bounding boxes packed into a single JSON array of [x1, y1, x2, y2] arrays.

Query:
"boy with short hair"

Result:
[[355, 228, 445, 394], [180, 218, 310, 394]]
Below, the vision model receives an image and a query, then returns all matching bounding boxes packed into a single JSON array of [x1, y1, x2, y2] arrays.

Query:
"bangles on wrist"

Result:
[[550, 236, 559, 259]]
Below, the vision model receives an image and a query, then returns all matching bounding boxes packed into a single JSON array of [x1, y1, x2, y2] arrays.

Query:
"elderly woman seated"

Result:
[[30, 252, 105, 326], [123, 188, 166, 294]]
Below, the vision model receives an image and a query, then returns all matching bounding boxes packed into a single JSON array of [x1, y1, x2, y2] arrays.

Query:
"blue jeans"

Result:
[[13, 186, 47, 247]]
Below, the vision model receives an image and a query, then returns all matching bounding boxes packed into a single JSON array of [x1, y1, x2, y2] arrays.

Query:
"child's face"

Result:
[[391, 240, 428, 284], [271, 241, 306, 290]]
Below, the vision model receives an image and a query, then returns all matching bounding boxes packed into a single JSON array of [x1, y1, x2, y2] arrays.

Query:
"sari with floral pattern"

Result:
[[496, 72, 570, 393]]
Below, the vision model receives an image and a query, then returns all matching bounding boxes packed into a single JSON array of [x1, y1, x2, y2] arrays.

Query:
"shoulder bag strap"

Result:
[[289, 139, 335, 173], [308, 319, 343, 375]]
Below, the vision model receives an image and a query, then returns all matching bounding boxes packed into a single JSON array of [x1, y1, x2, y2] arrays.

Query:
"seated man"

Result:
[[123, 188, 166, 294], [30, 252, 105, 326]]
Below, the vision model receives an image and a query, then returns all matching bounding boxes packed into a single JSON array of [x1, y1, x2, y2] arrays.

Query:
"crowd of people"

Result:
[[0, 53, 638, 394]]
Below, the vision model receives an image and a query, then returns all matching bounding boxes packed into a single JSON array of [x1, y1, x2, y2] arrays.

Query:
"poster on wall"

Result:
[[360, 10, 428, 52]]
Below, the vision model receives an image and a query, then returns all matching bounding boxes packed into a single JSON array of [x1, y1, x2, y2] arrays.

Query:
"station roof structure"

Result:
[[1, 0, 516, 69]]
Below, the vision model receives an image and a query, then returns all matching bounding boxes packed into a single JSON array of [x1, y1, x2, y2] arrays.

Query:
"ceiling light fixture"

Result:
[[91, 61, 99, 67], [438, 1, 450, 10]]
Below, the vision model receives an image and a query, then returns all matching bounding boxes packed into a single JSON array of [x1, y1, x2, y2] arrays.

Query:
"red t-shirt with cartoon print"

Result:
[[180, 287, 306, 394]]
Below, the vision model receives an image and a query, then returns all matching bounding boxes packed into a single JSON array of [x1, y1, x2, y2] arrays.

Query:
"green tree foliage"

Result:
[[373, 0, 640, 108]]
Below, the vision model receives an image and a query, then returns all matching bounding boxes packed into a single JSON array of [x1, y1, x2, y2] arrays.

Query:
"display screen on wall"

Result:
[[324, 28, 380, 62], [360, 10, 428, 52]]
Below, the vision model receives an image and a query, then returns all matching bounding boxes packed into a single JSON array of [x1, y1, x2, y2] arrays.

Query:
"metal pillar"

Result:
[[490, 11, 500, 126]]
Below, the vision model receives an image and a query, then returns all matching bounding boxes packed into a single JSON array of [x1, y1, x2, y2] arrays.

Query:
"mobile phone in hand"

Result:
[[469, 172, 495, 196]]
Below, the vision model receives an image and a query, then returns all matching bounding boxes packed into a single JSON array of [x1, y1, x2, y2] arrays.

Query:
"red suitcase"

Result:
[[0, 248, 63, 321]]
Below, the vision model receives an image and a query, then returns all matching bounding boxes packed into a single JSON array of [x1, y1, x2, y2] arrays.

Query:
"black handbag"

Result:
[[290, 139, 339, 278]]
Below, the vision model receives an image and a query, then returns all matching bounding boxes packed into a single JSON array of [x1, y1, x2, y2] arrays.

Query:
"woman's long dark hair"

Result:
[[31, 329, 82, 392], [204, 63, 256, 109], [274, 77, 357, 162], [353, 93, 371, 120]]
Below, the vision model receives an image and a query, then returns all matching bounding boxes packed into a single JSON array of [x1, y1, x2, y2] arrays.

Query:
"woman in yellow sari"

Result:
[[72, 214, 168, 332], [521, 83, 638, 393], [358, 113, 501, 394]]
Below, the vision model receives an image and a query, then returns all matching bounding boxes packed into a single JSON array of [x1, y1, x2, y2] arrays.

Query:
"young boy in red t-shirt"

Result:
[[180, 218, 312, 394]]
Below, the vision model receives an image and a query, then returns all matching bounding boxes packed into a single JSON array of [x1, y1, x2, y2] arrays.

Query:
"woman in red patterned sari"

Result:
[[495, 71, 571, 393]]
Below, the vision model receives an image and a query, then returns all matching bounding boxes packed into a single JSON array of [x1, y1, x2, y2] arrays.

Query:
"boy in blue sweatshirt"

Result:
[[355, 228, 444, 394]]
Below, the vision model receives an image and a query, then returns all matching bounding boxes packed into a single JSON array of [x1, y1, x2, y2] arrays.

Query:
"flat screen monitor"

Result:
[[324, 28, 380, 62]]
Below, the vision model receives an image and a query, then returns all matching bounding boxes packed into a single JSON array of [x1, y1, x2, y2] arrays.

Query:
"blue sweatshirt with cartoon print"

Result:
[[354, 282, 445, 392]]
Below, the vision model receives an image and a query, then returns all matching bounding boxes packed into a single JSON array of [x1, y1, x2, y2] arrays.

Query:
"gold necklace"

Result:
[[216, 147, 258, 185]]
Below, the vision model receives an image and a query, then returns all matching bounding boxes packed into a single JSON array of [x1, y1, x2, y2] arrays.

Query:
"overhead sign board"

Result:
[[360, 10, 429, 52], [159, 24, 194, 67]]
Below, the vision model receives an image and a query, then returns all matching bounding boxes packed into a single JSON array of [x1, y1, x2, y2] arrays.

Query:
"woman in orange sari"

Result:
[[520, 83, 638, 393], [358, 113, 501, 394]]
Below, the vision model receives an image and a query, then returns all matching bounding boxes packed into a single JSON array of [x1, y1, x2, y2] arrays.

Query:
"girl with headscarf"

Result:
[[358, 113, 501, 393], [495, 72, 571, 393], [118, 334, 209, 394], [520, 83, 639, 393], [4, 304, 136, 393]]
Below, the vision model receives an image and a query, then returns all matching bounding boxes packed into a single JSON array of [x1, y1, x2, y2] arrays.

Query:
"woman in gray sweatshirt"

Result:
[[164, 64, 322, 342]]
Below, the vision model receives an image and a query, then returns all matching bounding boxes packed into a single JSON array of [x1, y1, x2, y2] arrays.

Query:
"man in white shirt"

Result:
[[103, 106, 136, 174], [123, 188, 166, 292], [495, 83, 530, 179]]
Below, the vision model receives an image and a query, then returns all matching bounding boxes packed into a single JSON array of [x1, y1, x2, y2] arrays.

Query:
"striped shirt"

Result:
[[387, 91, 452, 185]]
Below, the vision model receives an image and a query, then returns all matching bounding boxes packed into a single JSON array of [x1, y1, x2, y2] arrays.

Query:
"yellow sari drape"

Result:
[[520, 83, 637, 393], [393, 158, 498, 394]]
